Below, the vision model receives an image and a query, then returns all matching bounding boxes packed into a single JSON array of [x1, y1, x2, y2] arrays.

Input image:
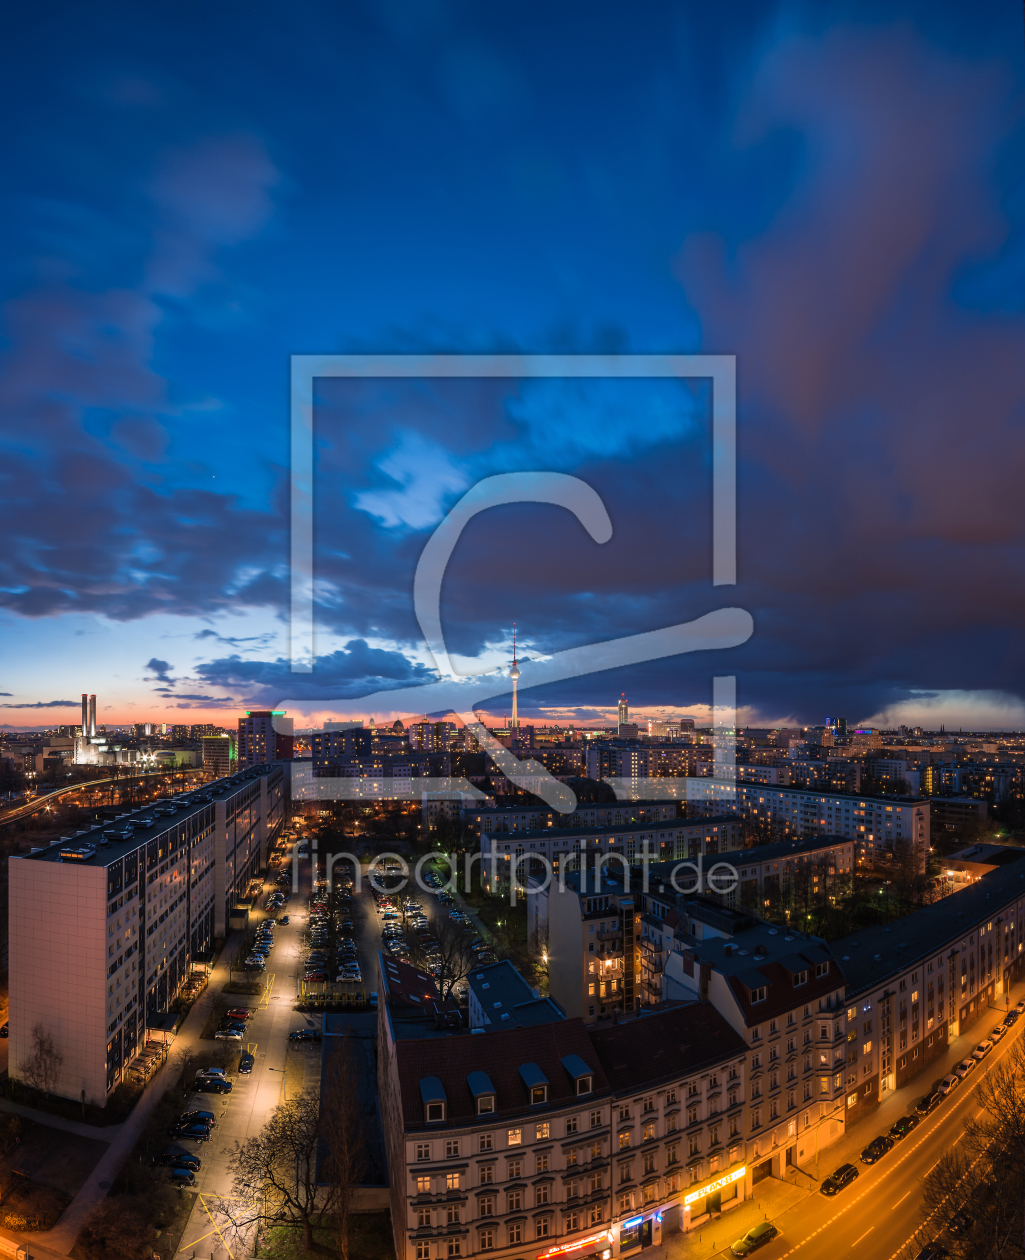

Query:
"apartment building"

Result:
[[662, 922, 847, 1177], [378, 952, 757, 1260], [467, 803, 677, 836], [832, 861, 1025, 1124], [8, 764, 284, 1105], [482, 818, 742, 889], [238, 710, 294, 766], [691, 785, 930, 873]]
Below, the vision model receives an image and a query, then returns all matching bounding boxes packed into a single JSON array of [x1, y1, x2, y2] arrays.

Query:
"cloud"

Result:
[[353, 431, 470, 530], [0, 692, 12, 697], [145, 658, 174, 682], [861, 690, 1025, 732], [0, 700, 78, 709]]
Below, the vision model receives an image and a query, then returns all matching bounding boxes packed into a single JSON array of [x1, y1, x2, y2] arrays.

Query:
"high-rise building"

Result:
[[9, 764, 285, 1104], [170, 725, 190, 744], [238, 711, 294, 766], [190, 723, 216, 740], [618, 693, 628, 725], [202, 733, 235, 777]]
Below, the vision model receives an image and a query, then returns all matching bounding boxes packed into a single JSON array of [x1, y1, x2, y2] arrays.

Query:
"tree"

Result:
[[915, 1038, 1025, 1258], [404, 915, 477, 1000], [224, 1041, 367, 1255], [21, 1023, 63, 1099]]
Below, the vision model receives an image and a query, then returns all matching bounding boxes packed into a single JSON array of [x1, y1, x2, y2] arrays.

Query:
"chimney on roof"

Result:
[[81, 693, 88, 737]]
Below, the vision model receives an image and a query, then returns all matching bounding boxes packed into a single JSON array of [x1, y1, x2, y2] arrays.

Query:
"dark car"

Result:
[[167, 1167, 197, 1188], [821, 1163, 858, 1196], [890, 1115, 919, 1141], [170, 1123, 212, 1142], [916, 1092, 941, 1116], [948, 1208, 973, 1237], [181, 1110, 216, 1126], [153, 1150, 202, 1171], [278, 915, 289, 925], [0, 1023, 7, 1038], [861, 1135, 894, 1164], [196, 1077, 232, 1094], [238, 1052, 254, 1074], [1006, 1010, 1019, 1026], [289, 1028, 321, 1044], [730, 1222, 779, 1256]]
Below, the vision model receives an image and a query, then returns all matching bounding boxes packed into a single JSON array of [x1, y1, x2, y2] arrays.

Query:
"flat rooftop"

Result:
[[836, 863, 1025, 997], [484, 815, 738, 843], [23, 765, 277, 868]]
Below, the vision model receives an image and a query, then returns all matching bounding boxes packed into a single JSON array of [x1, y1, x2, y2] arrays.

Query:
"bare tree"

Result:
[[916, 1039, 1025, 1258], [21, 1023, 63, 1099], [404, 914, 477, 1000]]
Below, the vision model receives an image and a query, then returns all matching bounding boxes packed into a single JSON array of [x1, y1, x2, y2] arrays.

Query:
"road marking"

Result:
[[892, 1191, 910, 1209], [851, 1228, 873, 1247]]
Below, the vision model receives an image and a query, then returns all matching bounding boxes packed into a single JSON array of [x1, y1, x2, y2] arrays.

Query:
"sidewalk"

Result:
[[23, 929, 242, 1255], [0, 1095, 123, 1141]]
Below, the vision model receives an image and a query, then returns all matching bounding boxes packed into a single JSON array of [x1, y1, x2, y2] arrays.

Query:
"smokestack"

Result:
[[81, 694, 88, 738], [89, 694, 97, 738]]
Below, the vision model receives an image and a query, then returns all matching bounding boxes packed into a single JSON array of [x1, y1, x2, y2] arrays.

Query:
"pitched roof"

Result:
[[587, 1003, 746, 1093], [395, 1019, 610, 1129]]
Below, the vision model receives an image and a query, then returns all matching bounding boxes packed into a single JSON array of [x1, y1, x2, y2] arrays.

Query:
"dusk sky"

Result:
[[2, 1, 1024, 731]]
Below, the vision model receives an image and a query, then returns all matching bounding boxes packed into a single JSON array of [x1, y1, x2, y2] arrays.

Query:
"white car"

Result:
[[936, 1073, 960, 1096], [972, 1039, 994, 1061], [954, 1058, 976, 1079]]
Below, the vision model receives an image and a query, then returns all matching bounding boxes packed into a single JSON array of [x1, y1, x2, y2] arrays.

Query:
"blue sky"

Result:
[[1, 0, 1024, 730]]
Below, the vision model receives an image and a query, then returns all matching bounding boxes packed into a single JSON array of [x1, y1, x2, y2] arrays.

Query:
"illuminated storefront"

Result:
[[536, 1230, 611, 1260], [680, 1165, 746, 1230]]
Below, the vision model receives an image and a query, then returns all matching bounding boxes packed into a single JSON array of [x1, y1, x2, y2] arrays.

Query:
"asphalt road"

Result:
[[725, 1003, 1024, 1260]]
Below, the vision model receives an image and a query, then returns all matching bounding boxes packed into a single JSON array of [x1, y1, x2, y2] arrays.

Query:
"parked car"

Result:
[[226, 1008, 252, 1021], [238, 1051, 254, 1074], [196, 1067, 227, 1080], [937, 1073, 960, 1096], [170, 1123, 211, 1142], [948, 1207, 974, 1237], [861, 1134, 894, 1163], [890, 1115, 919, 1141], [196, 1077, 232, 1093], [972, 1039, 994, 1061], [290, 1028, 321, 1043], [215, 1027, 244, 1040], [167, 1167, 197, 1187], [731, 1223, 779, 1256], [821, 1164, 858, 1195], [991, 1024, 1006, 1040], [153, 1150, 202, 1171], [954, 1058, 977, 1079], [916, 1093, 941, 1116], [181, 1110, 216, 1126], [1006, 1010, 1020, 1026], [913, 1246, 949, 1260]]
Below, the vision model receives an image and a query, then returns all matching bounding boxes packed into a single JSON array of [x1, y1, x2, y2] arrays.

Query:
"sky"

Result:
[[1, 0, 1024, 732]]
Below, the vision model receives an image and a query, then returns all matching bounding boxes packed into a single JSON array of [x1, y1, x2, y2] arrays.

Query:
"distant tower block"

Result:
[[510, 624, 520, 730], [618, 693, 628, 726]]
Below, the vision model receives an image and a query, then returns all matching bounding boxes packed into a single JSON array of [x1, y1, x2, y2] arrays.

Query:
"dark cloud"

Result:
[[145, 658, 174, 682], [0, 700, 78, 709]]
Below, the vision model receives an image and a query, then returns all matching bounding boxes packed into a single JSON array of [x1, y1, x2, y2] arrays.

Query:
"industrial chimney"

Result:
[[88, 694, 97, 738], [81, 693, 88, 738]]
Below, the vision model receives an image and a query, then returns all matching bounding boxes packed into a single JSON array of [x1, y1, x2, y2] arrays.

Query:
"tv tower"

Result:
[[510, 624, 520, 730]]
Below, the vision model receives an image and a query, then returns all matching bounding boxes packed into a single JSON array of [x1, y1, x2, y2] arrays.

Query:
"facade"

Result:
[[8, 764, 284, 1105], [379, 954, 757, 1260], [662, 922, 848, 1178], [468, 803, 677, 836], [831, 862, 1025, 1125], [202, 732, 236, 778], [238, 710, 294, 766], [691, 785, 930, 873]]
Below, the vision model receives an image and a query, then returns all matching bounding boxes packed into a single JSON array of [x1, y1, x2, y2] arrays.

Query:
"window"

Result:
[[480, 1166, 494, 1184], [536, 1219, 550, 1239], [619, 1161, 632, 1183], [618, 1192, 632, 1212], [536, 1153, 549, 1173], [536, 1185, 550, 1206], [793, 970, 808, 987], [446, 1140, 459, 1158], [479, 1196, 495, 1218], [418, 1209, 432, 1227], [446, 1206, 460, 1225], [508, 1224, 522, 1246], [479, 1133, 492, 1153], [590, 1110, 602, 1128], [666, 1089, 677, 1104], [619, 1106, 630, 1122], [566, 1149, 579, 1166], [416, 1244, 430, 1260], [751, 986, 767, 1003], [427, 1102, 445, 1123], [566, 1212, 579, 1231], [508, 1160, 522, 1179], [531, 1085, 548, 1106], [507, 1128, 522, 1147], [816, 961, 830, 977], [591, 1141, 602, 1160], [446, 1173, 460, 1191], [576, 1075, 593, 1095], [416, 1176, 431, 1194], [688, 1135, 700, 1156], [589, 1205, 603, 1226], [536, 1123, 550, 1141], [643, 1152, 656, 1174], [477, 1095, 494, 1115], [590, 1173, 603, 1192], [479, 1229, 494, 1251], [416, 1143, 431, 1161], [566, 1116, 578, 1135], [619, 1132, 631, 1150], [507, 1191, 522, 1212], [642, 1122, 655, 1142], [643, 1096, 655, 1112], [447, 1241, 461, 1258], [666, 1142, 679, 1164]]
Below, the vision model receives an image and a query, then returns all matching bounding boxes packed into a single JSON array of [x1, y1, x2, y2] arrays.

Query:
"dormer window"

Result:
[[467, 1070, 497, 1118], [793, 970, 808, 987], [561, 1053, 595, 1097], [519, 1062, 550, 1106], [420, 1076, 447, 1124], [816, 961, 830, 977], [751, 986, 767, 1004], [576, 1075, 593, 1096], [478, 1095, 495, 1114], [531, 1085, 548, 1106]]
